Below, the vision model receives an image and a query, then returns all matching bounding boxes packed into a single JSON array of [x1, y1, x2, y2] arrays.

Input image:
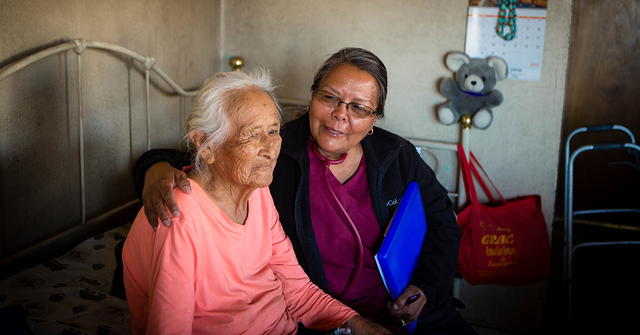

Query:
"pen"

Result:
[[405, 293, 423, 306]]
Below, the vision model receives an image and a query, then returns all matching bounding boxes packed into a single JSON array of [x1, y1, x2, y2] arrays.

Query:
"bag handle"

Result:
[[469, 152, 506, 203], [469, 163, 495, 202], [457, 145, 478, 203], [457, 145, 506, 205]]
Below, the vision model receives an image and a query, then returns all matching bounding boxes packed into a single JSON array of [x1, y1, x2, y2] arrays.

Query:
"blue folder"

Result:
[[374, 181, 427, 334]]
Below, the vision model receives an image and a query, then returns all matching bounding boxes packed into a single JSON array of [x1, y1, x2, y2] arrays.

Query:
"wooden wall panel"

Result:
[[558, 0, 640, 214]]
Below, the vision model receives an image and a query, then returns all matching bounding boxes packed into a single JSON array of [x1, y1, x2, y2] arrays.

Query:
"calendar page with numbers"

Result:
[[465, 6, 547, 81]]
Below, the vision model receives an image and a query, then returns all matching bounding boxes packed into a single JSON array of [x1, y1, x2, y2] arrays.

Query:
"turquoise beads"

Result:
[[496, 0, 517, 41]]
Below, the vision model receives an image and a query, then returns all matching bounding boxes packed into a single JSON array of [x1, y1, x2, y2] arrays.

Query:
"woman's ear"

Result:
[[190, 132, 215, 164]]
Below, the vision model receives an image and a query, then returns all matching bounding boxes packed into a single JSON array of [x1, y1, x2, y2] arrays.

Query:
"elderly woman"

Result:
[[123, 69, 390, 335], [133, 48, 477, 335]]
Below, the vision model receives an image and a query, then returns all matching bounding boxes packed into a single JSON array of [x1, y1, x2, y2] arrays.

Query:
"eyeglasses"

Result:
[[313, 90, 377, 119]]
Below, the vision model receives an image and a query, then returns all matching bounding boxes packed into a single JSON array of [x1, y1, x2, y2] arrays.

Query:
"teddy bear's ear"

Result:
[[487, 57, 509, 80], [445, 52, 470, 72]]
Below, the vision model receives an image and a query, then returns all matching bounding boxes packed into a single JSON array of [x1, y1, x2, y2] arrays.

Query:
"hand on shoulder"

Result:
[[142, 161, 192, 230]]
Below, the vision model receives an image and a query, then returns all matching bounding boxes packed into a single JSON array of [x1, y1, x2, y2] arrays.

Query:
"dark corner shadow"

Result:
[[1, 38, 200, 96], [433, 77, 446, 119], [0, 38, 71, 70], [0, 161, 4, 260], [102, 49, 201, 97]]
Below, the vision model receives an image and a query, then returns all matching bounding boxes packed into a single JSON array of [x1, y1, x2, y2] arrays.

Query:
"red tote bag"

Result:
[[456, 146, 552, 286]]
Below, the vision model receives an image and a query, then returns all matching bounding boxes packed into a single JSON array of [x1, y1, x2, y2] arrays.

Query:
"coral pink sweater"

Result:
[[123, 182, 356, 334]]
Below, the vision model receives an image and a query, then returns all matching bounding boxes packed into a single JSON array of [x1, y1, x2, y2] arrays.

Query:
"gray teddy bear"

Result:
[[438, 52, 508, 129]]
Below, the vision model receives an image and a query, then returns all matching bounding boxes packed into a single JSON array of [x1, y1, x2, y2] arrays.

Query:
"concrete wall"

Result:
[[0, 0, 221, 258], [222, 0, 572, 332]]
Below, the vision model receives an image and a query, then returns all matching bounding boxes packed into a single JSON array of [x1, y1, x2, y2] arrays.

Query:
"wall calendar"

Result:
[[465, 1, 548, 81]]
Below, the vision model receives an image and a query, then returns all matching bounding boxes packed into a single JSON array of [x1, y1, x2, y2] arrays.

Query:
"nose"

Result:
[[470, 80, 477, 86], [331, 102, 348, 121], [259, 132, 280, 158]]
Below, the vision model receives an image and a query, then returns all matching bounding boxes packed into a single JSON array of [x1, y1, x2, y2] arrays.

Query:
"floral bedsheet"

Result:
[[0, 223, 132, 335]]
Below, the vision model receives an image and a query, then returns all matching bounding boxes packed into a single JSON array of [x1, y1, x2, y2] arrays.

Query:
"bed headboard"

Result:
[[0, 39, 201, 278]]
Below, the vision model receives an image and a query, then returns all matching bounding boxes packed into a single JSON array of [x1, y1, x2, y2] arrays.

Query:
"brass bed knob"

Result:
[[229, 56, 245, 71], [460, 115, 472, 129]]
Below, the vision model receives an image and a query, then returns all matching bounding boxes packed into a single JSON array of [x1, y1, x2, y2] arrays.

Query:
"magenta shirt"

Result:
[[307, 140, 390, 320]]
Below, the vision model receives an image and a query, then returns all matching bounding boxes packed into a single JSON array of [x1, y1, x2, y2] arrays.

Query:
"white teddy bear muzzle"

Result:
[[464, 74, 484, 93]]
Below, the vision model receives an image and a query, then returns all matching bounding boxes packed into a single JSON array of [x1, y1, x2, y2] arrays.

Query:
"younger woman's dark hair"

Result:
[[310, 48, 388, 119]]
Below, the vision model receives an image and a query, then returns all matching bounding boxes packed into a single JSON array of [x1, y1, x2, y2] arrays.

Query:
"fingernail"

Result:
[[172, 210, 180, 217], [185, 186, 191, 193], [163, 219, 171, 227], [393, 304, 399, 310]]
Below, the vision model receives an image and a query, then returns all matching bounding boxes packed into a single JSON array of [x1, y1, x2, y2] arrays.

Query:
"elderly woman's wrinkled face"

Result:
[[211, 90, 281, 189], [308, 64, 378, 160]]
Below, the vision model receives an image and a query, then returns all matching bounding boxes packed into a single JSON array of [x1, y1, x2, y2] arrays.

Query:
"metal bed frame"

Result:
[[409, 116, 473, 299], [0, 38, 200, 270]]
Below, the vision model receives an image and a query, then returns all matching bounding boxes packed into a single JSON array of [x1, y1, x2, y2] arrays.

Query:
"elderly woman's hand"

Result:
[[142, 162, 191, 230], [341, 315, 393, 335], [385, 284, 426, 327]]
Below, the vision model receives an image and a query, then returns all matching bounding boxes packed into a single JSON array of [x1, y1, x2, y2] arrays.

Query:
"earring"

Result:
[[368, 128, 374, 135], [306, 106, 310, 113]]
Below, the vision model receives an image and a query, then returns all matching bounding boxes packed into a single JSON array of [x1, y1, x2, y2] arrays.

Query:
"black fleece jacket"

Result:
[[132, 113, 461, 311]]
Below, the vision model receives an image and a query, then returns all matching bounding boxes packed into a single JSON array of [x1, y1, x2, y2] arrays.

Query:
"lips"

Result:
[[254, 161, 275, 169], [323, 125, 346, 137]]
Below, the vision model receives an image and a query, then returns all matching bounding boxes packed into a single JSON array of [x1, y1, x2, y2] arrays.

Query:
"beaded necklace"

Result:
[[496, 0, 517, 41]]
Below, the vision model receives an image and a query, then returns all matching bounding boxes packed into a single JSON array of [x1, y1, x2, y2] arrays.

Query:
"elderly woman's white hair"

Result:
[[185, 68, 281, 179]]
